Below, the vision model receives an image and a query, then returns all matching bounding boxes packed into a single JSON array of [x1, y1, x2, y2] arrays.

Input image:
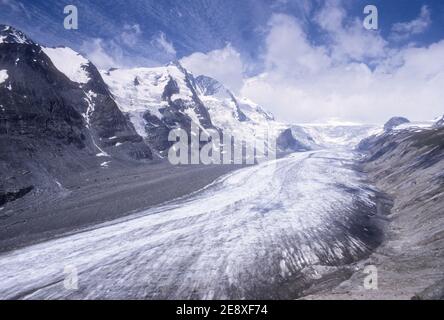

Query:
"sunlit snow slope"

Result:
[[101, 63, 296, 154]]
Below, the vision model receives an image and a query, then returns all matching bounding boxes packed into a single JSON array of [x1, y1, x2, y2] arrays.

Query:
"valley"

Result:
[[0, 148, 388, 299], [1, 24, 443, 300]]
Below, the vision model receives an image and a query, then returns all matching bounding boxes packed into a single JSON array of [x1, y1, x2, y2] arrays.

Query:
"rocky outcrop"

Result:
[[276, 127, 317, 152]]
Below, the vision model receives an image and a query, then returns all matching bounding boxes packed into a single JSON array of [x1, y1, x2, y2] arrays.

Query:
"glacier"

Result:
[[0, 147, 385, 299]]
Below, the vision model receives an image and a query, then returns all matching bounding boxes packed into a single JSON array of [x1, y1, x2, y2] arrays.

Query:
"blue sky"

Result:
[[1, 0, 443, 67], [1, 0, 444, 123]]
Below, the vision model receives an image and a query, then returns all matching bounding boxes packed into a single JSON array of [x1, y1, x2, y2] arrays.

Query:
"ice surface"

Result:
[[300, 122, 381, 148], [0, 149, 379, 299]]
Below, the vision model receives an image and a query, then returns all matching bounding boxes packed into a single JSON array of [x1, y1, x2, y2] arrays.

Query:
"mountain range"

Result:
[[1, 23, 444, 299], [0, 25, 310, 207]]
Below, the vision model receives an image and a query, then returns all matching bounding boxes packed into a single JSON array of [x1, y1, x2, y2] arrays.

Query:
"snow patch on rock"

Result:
[[0, 69, 8, 84]]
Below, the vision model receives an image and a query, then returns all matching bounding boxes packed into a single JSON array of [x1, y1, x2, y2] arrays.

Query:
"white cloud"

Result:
[[152, 32, 176, 57], [243, 43, 444, 124], [81, 38, 121, 70], [241, 6, 444, 124], [314, 1, 387, 62], [120, 24, 142, 47], [180, 45, 245, 93], [181, 3, 443, 124], [264, 14, 331, 76], [391, 5, 431, 41]]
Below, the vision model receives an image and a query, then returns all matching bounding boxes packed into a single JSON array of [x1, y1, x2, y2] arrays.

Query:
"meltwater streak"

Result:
[[0, 150, 382, 299]]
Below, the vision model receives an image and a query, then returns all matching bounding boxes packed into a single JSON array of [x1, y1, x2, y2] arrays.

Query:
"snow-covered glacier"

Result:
[[0, 148, 385, 299]]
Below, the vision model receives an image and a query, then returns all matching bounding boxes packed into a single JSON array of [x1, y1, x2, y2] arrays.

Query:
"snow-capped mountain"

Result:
[[383, 117, 410, 131], [0, 25, 151, 160], [382, 116, 438, 133], [1, 24, 316, 205], [0, 25, 33, 45], [436, 115, 444, 127], [102, 62, 308, 155], [0, 25, 151, 203], [101, 62, 216, 154], [357, 116, 438, 152], [2, 24, 312, 174]]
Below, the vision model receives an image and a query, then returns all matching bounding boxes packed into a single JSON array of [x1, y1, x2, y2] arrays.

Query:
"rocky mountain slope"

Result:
[[101, 63, 216, 154], [1, 25, 309, 214], [305, 122, 444, 299], [0, 25, 152, 207]]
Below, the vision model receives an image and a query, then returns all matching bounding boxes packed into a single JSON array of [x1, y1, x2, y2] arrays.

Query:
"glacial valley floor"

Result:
[[0, 161, 243, 252]]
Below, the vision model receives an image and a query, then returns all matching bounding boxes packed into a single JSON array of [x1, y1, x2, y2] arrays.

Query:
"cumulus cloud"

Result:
[[241, 5, 443, 123], [242, 40, 444, 123], [242, 3, 444, 123], [80, 24, 141, 69], [314, 0, 387, 62], [390, 5, 431, 41], [264, 14, 331, 76], [180, 45, 245, 93], [182, 3, 443, 123]]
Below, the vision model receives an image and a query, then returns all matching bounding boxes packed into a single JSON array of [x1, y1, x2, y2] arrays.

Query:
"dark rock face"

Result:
[[195, 75, 224, 96], [0, 25, 151, 159], [277, 128, 310, 152], [436, 116, 444, 128], [0, 186, 34, 206], [0, 25, 152, 205], [0, 37, 86, 147], [383, 116, 410, 131]]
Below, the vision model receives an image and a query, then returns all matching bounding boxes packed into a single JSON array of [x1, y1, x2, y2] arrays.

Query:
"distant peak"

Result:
[[166, 60, 185, 71], [0, 25, 34, 45], [435, 115, 444, 127], [384, 117, 410, 131], [195, 75, 225, 96]]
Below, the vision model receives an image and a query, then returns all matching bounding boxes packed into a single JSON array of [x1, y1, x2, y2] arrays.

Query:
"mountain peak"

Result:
[[0, 25, 34, 45], [166, 60, 187, 73]]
